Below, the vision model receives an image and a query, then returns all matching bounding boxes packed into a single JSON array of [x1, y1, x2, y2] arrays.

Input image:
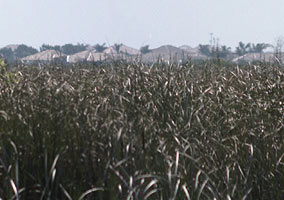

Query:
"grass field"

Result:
[[0, 60, 284, 199]]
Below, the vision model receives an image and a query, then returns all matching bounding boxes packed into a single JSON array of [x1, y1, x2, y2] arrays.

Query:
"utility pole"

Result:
[[216, 38, 220, 61], [210, 33, 213, 46], [216, 38, 219, 48]]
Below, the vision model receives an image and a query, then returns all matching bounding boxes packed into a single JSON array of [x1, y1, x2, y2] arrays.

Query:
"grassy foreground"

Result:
[[0, 61, 284, 199]]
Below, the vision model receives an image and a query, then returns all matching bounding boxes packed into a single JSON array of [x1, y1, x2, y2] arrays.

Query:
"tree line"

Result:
[[0, 41, 273, 63], [0, 42, 153, 63], [198, 42, 271, 59], [0, 43, 90, 63]]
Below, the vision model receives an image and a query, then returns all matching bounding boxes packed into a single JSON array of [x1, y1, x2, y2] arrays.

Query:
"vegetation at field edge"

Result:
[[0, 60, 284, 199]]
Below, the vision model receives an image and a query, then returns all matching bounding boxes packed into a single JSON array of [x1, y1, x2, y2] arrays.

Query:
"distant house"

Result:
[[67, 50, 107, 63], [21, 50, 66, 63], [179, 45, 205, 58], [140, 45, 207, 63], [232, 52, 276, 63], [67, 50, 91, 63], [102, 44, 141, 62], [86, 51, 107, 62], [67, 45, 140, 63], [104, 44, 140, 55]]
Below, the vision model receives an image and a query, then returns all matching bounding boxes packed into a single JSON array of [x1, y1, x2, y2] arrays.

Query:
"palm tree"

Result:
[[251, 43, 270, 60], [235, 42, 251, 56], [198, 44, 212, 57], [199, 44, 232, 59], [94, 43, 107, 53], [140, 45, 151, 54], [114, 43, 123, 53], [219, 45, 231, 59]]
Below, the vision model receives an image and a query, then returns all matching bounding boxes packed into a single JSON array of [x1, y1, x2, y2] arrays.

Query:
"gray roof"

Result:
[[179, 45, 199, 54], [140, 45, 207, 63], [21, 50, 65, 61], [87, 52, 107, 62], [67, 50, 107, 63], [232, 52, 277, 63], [67, 50, 91, 63], [104, 44, 140, 55]]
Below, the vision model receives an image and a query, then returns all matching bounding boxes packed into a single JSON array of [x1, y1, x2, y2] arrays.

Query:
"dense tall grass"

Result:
[[0, 61, 283, 199]]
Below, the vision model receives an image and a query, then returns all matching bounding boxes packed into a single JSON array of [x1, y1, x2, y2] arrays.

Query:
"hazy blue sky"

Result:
[[1, 0, 284, 49]]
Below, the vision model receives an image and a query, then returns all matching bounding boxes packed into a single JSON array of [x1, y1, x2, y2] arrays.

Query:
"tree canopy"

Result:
[[0, 48, 14, 63], [14, 44, 38, 58], [250, 43, 270, 54], [114, 43, 123, 53], [236, 42, 251, 56], [199, 44, 231, 59], [198, 45, 212, 57], [94, 43, 107, 53], [61, 43, 87, 55], [140, 45, 151, 54], [40, 44, 61, 52], [218, 46, 231, 59]]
